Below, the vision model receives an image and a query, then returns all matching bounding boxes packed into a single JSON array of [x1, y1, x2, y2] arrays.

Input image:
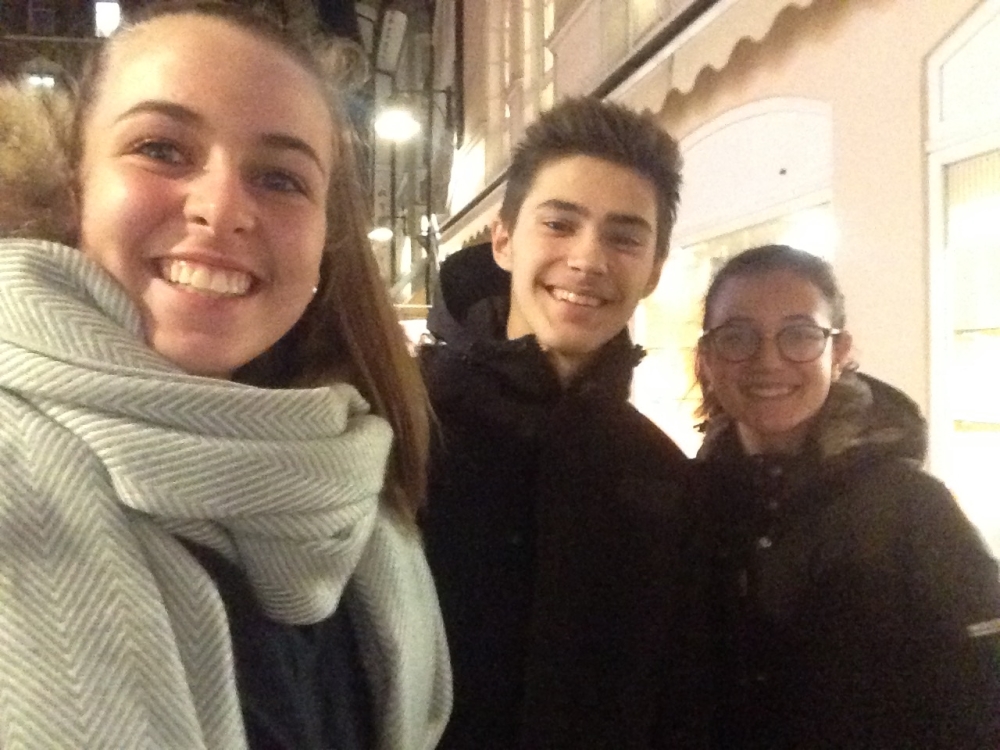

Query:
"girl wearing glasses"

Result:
[[694, 244, 1000, 749]]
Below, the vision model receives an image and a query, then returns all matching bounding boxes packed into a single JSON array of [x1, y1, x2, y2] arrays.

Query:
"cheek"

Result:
[[707, 363, 742, 404], [805, 361, 836, 400], [626, 262, 658, 301], [698, 353, 724, 392], [80, 167, 172, 264], [277, 206, 327, 279]]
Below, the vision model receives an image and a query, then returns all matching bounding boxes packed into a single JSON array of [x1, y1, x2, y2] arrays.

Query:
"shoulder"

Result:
[[829, 455, 966, 542], [846, 456, 961, 523], [847, 456, 1000, 606], [597, 401, 689, 466]]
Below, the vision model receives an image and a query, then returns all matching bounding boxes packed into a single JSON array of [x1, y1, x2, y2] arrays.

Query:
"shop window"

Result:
[[940, 150, 1000, 554], [927, 0, 1000, 555]]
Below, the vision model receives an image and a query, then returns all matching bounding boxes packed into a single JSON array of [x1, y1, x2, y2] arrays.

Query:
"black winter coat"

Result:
[[697, 371, 1000, 749], [419, 244, 710, 750]]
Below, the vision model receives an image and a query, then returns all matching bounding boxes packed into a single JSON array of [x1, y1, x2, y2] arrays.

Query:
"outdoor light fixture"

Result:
[[373, 87, 453, 143], [26, 74, 55, 88], [95, 1, 122, 37], [368, 226, 394, 242], [374, 105, 422, 142]]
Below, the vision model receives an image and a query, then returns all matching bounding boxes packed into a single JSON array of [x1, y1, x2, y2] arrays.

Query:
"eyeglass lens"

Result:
[[712, 324, 831, 363]]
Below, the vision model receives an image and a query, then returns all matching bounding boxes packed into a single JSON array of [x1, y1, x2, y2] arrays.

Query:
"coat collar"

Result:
[[698, 370, 928, 468]]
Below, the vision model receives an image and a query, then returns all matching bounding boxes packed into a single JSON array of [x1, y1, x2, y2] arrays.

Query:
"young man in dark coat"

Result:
[[419, 97, 708, 749]]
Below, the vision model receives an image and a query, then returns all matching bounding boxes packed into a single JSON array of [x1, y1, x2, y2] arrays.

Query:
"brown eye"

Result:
[[606, 232, 643, 252], [542, 219, 573, 233]]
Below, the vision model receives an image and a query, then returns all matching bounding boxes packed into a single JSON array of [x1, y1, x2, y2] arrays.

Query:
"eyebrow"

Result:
[[535, 198, 654, 233], [114, 100, 327, 175]]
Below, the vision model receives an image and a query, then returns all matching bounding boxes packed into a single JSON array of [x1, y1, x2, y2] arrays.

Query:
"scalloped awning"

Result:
[[672, 0, 817, 95], [612, 0, 818, 111]]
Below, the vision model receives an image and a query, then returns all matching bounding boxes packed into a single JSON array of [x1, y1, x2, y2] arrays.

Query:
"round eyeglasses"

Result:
[[702, 323, 842, 364]]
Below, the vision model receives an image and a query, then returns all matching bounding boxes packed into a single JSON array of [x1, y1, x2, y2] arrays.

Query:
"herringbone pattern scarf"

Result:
[[0, 240, 451, 749]]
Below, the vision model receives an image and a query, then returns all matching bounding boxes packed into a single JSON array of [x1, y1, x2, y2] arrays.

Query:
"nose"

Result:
[[565, 229, 608, 275], [184, 155, 255, 235], [753, 334, 785, 368]]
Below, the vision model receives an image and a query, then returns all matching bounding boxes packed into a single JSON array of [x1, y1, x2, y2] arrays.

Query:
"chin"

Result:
[[155, 345, 243, 379], [550, 329, 616, 355]]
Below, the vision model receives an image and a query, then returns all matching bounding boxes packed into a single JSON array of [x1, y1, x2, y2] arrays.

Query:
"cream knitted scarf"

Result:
[[0, 239, 451, 749]]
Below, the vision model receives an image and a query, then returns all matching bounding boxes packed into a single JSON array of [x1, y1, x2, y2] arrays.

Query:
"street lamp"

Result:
[[373, 104, 421, 142], [372, 89, 452, 142], [95, 1, 122, 37], [26, 74, 55, 88], [367, 225, 394, 242], [369, 86, 454, 304]]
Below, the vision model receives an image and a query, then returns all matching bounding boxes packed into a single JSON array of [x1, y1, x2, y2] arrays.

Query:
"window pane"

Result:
[[944, 150, 1000, 554]]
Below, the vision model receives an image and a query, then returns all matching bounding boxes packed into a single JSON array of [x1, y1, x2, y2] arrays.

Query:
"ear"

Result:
[[491, 220, 514, 272], [694, 342, 713, 391], [642, 256, 666, 298], [832, 329, 854, 378]]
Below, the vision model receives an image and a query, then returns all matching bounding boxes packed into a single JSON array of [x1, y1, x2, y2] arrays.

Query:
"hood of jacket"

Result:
[[422, 241, 644, 405], [699, 370, 928, 466], [0, 83, 76, 245]]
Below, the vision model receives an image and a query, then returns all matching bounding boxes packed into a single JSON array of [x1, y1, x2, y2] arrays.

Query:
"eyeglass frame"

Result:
[[700, 322, 843, 364]]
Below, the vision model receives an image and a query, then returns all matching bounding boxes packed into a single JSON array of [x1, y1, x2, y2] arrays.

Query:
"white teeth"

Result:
[[551, 287, 603, 307], [746, 385, 795, 398], [161, 259, 252, 297]]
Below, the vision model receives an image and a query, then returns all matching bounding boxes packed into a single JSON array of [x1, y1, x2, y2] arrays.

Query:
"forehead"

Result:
[[93, 15, 333, 156], [523, 154, 657, 223], [709, 268, 832, 325]]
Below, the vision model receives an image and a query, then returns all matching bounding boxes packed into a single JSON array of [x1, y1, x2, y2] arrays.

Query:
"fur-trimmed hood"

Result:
[[0, 82, 76, 245], [699, 370, 928, 465]]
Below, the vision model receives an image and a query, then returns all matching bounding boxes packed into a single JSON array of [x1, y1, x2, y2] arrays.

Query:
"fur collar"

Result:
[[0, 83, 76, 245], [699, 370, 927, 464]]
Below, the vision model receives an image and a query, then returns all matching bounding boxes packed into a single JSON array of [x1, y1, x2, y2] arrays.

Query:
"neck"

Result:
[[545, 349, 591, 386], [737, 421, 810, 456]]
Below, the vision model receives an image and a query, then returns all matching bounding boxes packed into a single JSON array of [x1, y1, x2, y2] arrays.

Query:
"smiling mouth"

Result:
[[745, 385, 796, 399], [548, 286, 605, 308], [159, 259, 253, 297]]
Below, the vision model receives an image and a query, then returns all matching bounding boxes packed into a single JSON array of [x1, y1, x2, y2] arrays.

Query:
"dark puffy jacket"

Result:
[[697, 371, 1000, 749], [420, 244, 711, 749]]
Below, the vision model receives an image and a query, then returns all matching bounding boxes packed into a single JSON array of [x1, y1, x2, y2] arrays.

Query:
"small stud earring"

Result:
[[311, 286, 319, 296]]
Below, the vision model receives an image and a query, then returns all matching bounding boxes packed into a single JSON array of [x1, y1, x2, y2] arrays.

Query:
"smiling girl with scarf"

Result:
[[0, 4, 450, 749]]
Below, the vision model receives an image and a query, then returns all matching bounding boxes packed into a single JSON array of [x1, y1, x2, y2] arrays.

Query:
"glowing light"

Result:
[[368, 226, 394, 242], [95, 2, 122, 37], [374, 106, 421, 141], [26, 74, 55, 88]]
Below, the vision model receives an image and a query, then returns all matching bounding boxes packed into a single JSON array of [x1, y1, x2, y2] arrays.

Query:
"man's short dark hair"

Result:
[[497, 97, 682, 261]]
